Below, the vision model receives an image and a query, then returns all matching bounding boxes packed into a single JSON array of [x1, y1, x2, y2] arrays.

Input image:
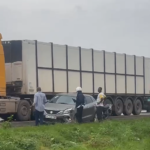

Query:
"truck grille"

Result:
[[45, 110, 59, 114]]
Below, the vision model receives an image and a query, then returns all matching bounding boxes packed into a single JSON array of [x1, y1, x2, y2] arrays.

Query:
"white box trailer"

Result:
[[1, 40, 150, 120]]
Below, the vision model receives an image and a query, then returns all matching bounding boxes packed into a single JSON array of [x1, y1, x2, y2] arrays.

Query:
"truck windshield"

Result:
[[49, 95, 75, 105]]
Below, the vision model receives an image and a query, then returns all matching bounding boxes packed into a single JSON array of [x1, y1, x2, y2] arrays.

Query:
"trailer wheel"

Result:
[[104, 99, 113, 116], [123, 99, 133, 116], [113, 98, 123, 116], [17, 100, 31, 121], [132, 99, 142, 115]]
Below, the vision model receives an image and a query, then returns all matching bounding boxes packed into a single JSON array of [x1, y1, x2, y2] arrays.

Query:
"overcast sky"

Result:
[[0, 0, 150, 56]]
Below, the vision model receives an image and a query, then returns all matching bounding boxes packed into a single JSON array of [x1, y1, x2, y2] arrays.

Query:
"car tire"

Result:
[[90, 113, 96, 122]]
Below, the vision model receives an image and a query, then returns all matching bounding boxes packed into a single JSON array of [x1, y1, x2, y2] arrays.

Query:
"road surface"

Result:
[[0, 112, 149, 128]]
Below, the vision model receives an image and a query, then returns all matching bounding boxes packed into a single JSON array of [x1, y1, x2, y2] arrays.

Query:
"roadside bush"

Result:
[[0, 119, 150, 150], [1, 115, 13, 129]]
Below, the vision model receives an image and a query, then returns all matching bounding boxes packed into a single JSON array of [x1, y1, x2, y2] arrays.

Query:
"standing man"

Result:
[[96, 87, 106, 121], [31, 87, 47, 126], [75, 87, 85, 123]]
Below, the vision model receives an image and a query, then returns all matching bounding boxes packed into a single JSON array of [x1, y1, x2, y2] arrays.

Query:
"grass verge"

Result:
[[0, 118, 150, 150]]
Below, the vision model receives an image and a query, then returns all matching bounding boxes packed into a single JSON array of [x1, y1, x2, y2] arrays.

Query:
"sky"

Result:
[[0, 0, 150, 56]]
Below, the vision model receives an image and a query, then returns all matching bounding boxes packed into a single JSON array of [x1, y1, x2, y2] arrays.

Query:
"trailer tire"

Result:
[[123, 99, 133, 116], [16, 100, 31, 121], [132, 99, 142, 115], [113, 98, 123, 116], [104, 99, 113, 116]]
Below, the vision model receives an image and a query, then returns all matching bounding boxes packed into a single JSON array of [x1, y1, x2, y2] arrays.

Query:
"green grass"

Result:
[[0, 119, 150, 150]]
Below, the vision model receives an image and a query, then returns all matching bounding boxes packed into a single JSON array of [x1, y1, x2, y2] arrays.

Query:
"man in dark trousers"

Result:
[[75, 87, 85, 123], [31, 87, 47, 126], [96, 87, 106, 121]]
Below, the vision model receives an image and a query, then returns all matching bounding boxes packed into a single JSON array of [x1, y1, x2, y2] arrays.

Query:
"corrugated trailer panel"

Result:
[[145, 58, 150, 94], [106, 74, 115, 93], [136, 56, 143, 75], [81, 48, 92, 71], [24, 41, 147, 95], [4, 40, 150, 95], [135, 56, 144, 94], [80, 48, 93, 93], [105, 52, 115, 73], [67, 46, 80, 92], [82, 73, 93, 93], [94, 74, 104, 93], [68, 72, 80, 92], [68, 46, 80, 70], [93, 50, 104, 72], [38, 69, 52, 92], [54, 70, 67, 92], [116, 75, 125, 93], [136, 77, 144, 94], [126, 55, 134, 75], [37, 42, 52, 68], [116, 54, 125, 74], [53, 44, 66, 69], [52, 44, 67, 92], [127, 76, 135, 93]]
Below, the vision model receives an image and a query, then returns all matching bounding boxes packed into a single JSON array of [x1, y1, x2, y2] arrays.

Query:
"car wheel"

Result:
[[90, 113, 97, 122], [72, 115, 77, 123]]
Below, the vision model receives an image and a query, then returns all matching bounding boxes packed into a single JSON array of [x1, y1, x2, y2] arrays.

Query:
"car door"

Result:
[[82, 96, 95, 121]]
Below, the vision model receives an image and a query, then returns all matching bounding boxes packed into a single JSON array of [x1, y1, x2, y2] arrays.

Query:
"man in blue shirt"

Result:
[[32, 87, 47, 126]]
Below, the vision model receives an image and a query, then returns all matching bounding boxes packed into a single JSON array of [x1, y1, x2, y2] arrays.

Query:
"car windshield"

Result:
[[49, 95, 75, 105]]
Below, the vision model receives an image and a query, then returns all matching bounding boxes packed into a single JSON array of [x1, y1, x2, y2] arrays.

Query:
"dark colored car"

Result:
[[44, 93, 97, 123], [143, 97, 150, 112]]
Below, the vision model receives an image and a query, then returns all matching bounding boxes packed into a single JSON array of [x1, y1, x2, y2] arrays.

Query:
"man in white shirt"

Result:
[[96, 87, 106, 121]]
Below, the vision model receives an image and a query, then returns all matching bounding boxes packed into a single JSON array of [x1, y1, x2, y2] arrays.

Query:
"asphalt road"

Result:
[[0, 112, 149, 128]]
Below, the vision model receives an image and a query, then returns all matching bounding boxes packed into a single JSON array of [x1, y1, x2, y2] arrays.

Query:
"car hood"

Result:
[[44, 103, 75, 111]]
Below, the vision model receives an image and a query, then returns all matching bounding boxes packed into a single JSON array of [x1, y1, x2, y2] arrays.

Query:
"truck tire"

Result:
[[104, 99, 113, 116], [123, 99, 133, 116], [113, 98, 123, 116], [104, 99, 112, 105], [16, 100, 31, 121], [132, 99, 142, 115]]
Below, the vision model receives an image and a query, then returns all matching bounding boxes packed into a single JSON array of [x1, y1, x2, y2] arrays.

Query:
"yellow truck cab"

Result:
[[0, 33, 6, 97]]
